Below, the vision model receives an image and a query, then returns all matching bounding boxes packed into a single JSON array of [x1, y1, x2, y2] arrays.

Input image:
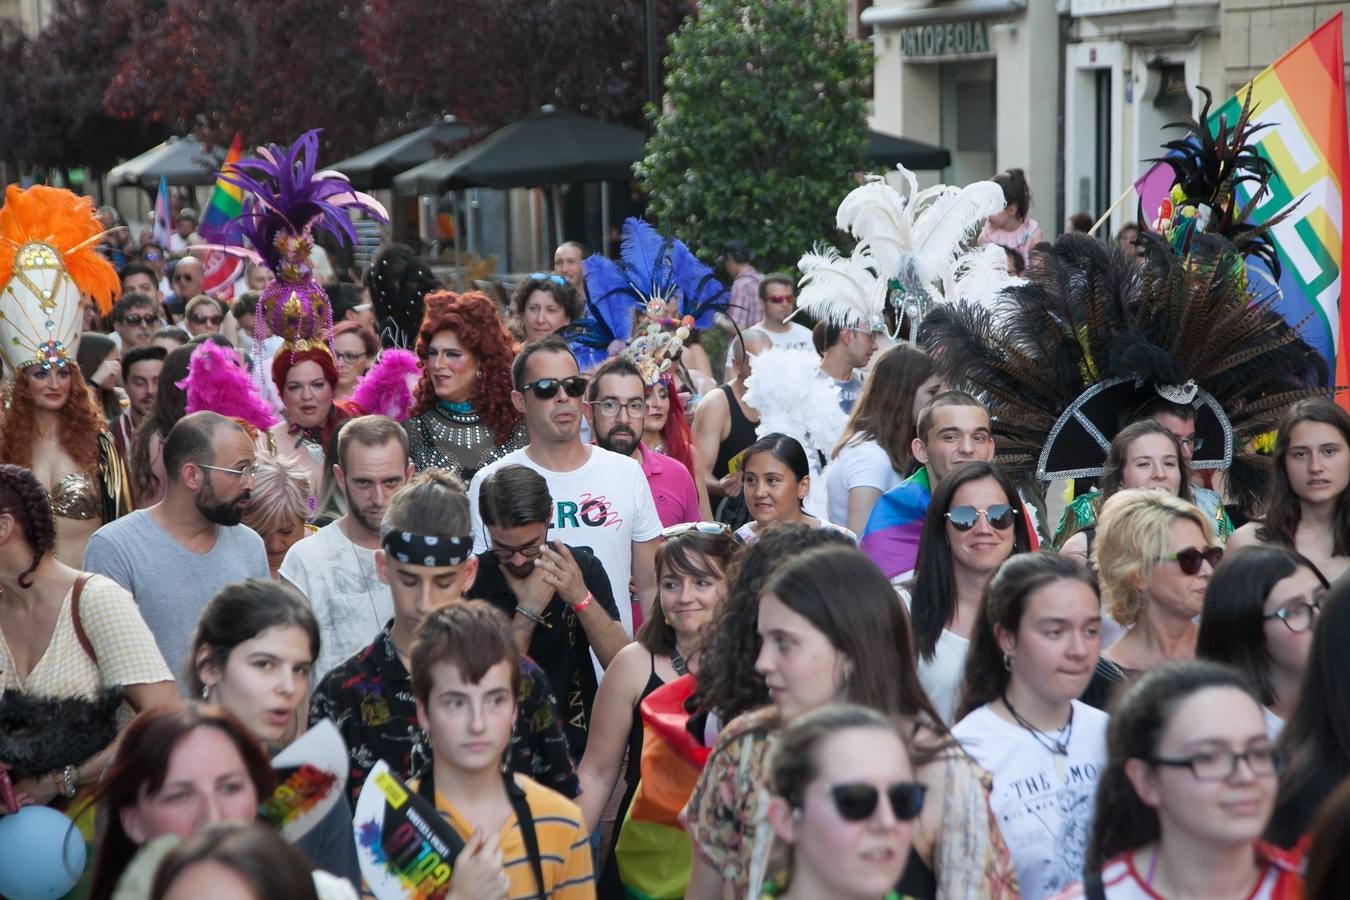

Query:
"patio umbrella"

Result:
[[107, 135, 230, 189], [866, 130, 951, 170], [329, 116, 478, 189], [391, 107, 645, 194]]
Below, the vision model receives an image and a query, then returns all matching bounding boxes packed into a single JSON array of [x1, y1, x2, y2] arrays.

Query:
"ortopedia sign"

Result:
[[898, 21, 991, 60]]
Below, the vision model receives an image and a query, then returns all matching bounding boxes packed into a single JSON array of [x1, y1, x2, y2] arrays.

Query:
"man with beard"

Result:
[[84, 411, 268, 683], [468, 463, 628, 756], [467, 338, 662, 636], [280, 415, 412, 682], [586, 357, 700, 528]]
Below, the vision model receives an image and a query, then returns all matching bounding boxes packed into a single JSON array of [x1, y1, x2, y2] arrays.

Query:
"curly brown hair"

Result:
[[411, 291, 522, 446], [689, 523, 856, 722], [0, 364, 105, 473], [0, 463, 56, 587]]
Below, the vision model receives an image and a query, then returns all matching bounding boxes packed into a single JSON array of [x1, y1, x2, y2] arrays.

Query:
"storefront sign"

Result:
[[898, 21, 991, 60]]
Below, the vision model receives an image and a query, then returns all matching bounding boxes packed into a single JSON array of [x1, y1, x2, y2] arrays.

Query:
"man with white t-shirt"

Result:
[[468, 337, 661, 636], [280, 415, 413, 681], [724, 274, 814, 369]]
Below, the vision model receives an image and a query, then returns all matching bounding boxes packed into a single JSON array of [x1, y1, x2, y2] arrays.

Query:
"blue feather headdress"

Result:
[[566, 218, 729, 374], [216, 130, 387, 362]]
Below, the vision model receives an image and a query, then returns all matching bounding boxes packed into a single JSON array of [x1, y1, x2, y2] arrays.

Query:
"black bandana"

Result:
[[379, 527, 474, 567]]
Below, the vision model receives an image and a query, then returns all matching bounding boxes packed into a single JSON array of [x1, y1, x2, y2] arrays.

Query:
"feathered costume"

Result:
[[919, 89, 1330, 518], [348, 348, 421, 420], [178, 339, 281, 433], [570, 217, 730, 379]]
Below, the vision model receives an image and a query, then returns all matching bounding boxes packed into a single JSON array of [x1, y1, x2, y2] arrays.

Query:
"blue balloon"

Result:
[[0, 806, 86, 900]]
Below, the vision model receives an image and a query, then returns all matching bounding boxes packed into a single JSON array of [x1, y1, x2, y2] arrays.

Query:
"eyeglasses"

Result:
[[529, 273, 569, 286], [121, 314, 155, 327], [190, 314, 223, 326], [197, 463, 260, 479], [521, 376, 588, 400], [1161, 546, 1223, 575], [945, 504, 1016, 531], [1264, 596, 1322, 633], [1176, 435, 1205, 452], [817, 782, 927, 822], [487, 536, 547, 563], [661, 521, 732, 538], [336, 351, 368, 364], [587, 398, 646, 418], [1150, 747, 1280, 781]]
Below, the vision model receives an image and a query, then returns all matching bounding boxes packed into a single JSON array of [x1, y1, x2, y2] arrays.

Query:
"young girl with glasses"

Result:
[[1053, 661, 1300, 899], [906, 461, 1033, 724], [955, 553, 1108, 899], [1196, 546, 1328, 741], [1264, 575, 1350, 849], [763, 704, 927, 900], [1083, 490, 1220, 711]]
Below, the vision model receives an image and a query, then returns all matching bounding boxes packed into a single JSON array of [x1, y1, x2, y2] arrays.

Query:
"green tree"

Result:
[[637, 0, 872, 271]]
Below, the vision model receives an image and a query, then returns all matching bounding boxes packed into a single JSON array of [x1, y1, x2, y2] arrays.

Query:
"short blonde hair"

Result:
[[241, 451, 311, 535], [1092, 489, 1216, 626]]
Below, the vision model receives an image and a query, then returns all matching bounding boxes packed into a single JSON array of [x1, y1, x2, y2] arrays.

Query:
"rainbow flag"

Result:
[[152, 175, 172, 248], [1136, 16, 1349, 409], [859, 465, 932, 582], [200, 132, 246, 299]]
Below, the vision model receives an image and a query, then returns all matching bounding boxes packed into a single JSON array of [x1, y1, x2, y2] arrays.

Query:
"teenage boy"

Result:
[[411, 601, 594, 899]]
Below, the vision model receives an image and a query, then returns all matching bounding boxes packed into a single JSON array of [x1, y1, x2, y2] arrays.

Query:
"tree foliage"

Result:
[[637, 0, 872, 271]]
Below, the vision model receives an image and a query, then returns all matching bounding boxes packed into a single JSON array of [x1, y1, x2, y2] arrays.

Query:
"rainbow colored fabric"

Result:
[[859, 465, 932, 581], [1136, 15, 1349, 411]]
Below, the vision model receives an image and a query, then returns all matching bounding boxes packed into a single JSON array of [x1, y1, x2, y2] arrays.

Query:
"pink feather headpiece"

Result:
[[348, 348, 421, 420], [178, 340, 281, 432]]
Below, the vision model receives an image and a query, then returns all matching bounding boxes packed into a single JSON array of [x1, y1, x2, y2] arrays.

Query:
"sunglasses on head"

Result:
[[944, 504, 1016, 531], [661, 521, 731, 538], [1162, 546, 1223, 575], [821, 782, 926, 822], [529, 273, 569, 287], [521, 376, 588, 400]]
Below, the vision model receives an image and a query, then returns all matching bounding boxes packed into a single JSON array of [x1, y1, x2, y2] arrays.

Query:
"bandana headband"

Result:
[[379, 527, 474, 568]]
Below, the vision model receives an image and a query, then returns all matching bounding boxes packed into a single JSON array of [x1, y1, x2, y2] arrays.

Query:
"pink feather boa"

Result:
[[348, 349, 422, 420], [177, 340, 281, 432]]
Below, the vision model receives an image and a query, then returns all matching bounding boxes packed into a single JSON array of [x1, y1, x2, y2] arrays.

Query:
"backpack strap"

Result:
[[70, 574, 96, 665], [1084, 870, 1107, 900]]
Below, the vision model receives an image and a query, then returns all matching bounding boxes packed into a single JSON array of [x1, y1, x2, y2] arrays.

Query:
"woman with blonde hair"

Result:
[[1083, 489, 1221, 709], [241, 451, 314, 579]]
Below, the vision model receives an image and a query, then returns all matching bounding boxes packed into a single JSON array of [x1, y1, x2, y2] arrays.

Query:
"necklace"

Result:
[[342, 518, 383, 629], [1003, 692, 1074, 775], [436, 399, 480, 423]]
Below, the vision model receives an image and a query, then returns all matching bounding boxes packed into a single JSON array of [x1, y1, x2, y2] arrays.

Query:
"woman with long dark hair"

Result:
[[906, 460, 1032, 724], [1264, 575, 1350, 848], [954, 552, 1108, 898], [1228, 398, 1350, 583], [403, 291, 526, 480], [827, 344, 942, 534], [683, 544, 1016, 900], [76, 331, 125, 424], [1058, 662, 1299, 898], [1196, 546, 1327, 740]]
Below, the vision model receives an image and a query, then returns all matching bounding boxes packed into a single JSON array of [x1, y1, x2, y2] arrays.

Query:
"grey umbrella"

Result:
[[391, 107, 646, 194], [329, 116, 478, 189], [107, 135, 229, 189]]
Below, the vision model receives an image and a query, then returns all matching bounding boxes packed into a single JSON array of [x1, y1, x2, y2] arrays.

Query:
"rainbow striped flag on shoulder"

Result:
[[1136, 15, 1349, 410]]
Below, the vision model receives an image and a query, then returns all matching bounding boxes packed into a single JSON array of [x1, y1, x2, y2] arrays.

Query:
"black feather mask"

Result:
[[0, 688, 124, 779]]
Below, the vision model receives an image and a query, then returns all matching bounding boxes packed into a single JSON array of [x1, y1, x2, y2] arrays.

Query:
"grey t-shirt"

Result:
[[83, 509, 269, 682]]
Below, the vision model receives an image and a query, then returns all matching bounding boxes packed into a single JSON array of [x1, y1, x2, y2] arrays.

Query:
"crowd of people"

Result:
[[0, 123, 1347, 900]]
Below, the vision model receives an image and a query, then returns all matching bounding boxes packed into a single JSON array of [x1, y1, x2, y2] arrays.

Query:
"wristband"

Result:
[[572, 592, 593, 614], [515, 606, 551, 629]]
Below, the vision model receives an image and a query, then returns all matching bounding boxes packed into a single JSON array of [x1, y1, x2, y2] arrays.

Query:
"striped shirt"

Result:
[[433, 775, 595, 899]]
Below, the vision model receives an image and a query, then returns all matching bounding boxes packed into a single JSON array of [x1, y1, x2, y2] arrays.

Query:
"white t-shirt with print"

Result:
[[468, 446, 663, 635], [724, 321, 816, 366], [826, 438, 904, 527], [953, 701, 1110, 900], [279, 521, 393, 682]]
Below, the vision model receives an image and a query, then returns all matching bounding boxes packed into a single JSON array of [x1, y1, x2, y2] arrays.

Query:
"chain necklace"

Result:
[[342, 517, 383, 629], [1003, 692, 1074, 763]]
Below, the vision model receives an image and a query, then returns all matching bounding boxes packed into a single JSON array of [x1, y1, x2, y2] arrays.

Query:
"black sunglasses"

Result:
[[1162, 546, 1223, 575], [521, 376, 588, 400], [121, 314, 155, 327], [824, 782, 926, 822], [945, 504, 1016, 531]]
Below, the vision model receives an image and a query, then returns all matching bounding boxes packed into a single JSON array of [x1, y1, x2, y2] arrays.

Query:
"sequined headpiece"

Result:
[[0, 185, 119, 371]]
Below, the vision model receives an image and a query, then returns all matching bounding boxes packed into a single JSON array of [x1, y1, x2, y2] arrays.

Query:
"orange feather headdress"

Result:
[[0, 184, 121, 371]]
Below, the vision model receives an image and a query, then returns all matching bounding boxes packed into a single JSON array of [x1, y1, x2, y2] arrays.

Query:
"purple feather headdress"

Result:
[[218, 130, 388, 367]]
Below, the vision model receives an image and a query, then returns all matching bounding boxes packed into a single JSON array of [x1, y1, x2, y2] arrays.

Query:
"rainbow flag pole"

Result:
[[199, 132, 246, 299], [1135, 15, 1349, 410]]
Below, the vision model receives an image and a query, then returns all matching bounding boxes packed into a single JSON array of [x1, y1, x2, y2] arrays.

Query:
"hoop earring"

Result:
[[1002, 653, 1012, 672]]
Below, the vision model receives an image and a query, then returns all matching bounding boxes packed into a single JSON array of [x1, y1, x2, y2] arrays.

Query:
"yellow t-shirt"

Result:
[[432, 774, 595, 899]]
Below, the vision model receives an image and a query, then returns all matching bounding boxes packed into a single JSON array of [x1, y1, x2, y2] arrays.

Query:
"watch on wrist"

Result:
[[61, 765, 78, 798]]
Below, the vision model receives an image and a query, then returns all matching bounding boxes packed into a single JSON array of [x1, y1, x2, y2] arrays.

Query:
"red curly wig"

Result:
[[651, 373, 695, 476], [0, 363, 106, 472], [412, 291, 521, 446], [271, 347, 348, 447]]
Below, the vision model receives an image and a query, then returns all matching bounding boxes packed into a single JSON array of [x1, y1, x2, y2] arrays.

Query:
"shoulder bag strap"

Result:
[[504, 773, 548, 899], [70, 574, 96, 665], [1084, 870, 1107, 900]]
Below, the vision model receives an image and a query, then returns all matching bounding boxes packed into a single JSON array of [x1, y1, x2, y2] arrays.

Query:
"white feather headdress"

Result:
[[794, 242, 887, 330]]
